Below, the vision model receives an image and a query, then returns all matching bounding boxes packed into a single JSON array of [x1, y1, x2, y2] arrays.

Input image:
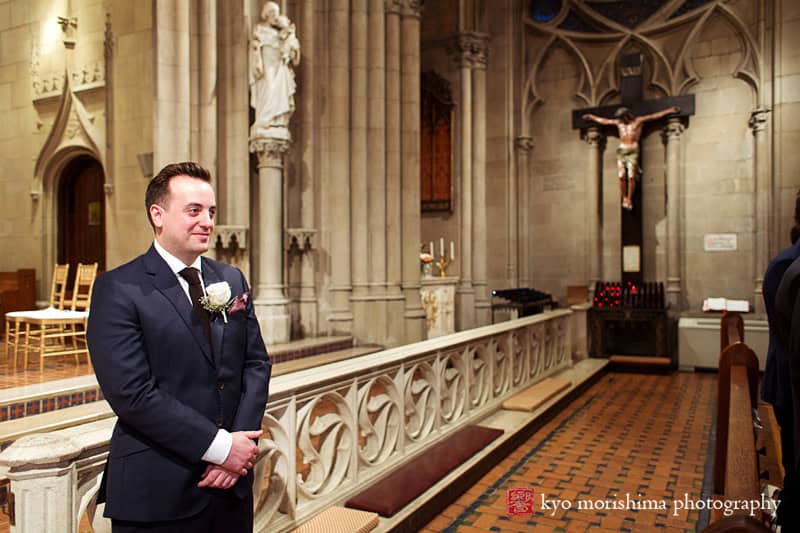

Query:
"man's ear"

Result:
[[149, 204, 164, 230]]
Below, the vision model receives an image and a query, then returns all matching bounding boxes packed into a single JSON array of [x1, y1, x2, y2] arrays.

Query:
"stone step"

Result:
[[0, 375, 103, 423], [501, 377, 572, 412], [608, 355, 672, 366]]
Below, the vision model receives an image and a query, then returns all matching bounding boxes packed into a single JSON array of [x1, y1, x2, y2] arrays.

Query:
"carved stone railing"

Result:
[[0, 310, 572, 532]]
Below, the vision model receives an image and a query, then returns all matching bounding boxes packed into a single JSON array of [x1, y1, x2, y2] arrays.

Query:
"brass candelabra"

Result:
[[435, 256, 450, 277]]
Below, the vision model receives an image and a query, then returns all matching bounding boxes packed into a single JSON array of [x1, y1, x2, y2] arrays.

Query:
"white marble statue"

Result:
[[249, 1, 301, 141]]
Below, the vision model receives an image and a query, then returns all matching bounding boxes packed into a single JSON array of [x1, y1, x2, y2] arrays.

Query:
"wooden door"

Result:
[[58, 157, 106, 280]]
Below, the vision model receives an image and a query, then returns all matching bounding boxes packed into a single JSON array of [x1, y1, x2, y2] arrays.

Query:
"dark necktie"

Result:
[[179, 267, 211, 342]]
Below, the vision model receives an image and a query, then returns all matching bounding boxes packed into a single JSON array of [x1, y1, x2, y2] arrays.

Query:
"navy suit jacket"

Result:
[[762, 239, 800, 409], [87, 246, 271, 522], [774, 252, 800, 470]]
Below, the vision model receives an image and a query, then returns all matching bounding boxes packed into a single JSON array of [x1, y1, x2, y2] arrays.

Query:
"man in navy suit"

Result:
[[764, 196, 800, 529], [88, 162, 272, 532]]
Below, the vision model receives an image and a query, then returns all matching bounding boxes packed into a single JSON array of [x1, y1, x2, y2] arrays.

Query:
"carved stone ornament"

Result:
[[401, 0, 423, 17], [515, 136, 534, 153], [213, 225, 249, 251], [448, 32, 489, 69], [384, 0, 403, 15], [748, 107, 769, 132], [663, 118, 685, 142], [250, 138, 290, 166], [286, 228, 317, 254], [32, 69, 105, 198], [584, 127, 604, 148]]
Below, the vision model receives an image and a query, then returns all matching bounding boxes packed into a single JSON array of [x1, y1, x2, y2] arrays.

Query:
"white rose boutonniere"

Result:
[[201, 281, 233, 323]]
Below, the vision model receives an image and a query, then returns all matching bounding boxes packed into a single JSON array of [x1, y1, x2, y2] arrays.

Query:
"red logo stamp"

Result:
[[506, 487, 534, 516]]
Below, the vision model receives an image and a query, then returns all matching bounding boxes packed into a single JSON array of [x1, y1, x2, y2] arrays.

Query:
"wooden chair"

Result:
[[5, 264, 69, 367], [63, 263, 98, 364], [10, 263, 98, 371]]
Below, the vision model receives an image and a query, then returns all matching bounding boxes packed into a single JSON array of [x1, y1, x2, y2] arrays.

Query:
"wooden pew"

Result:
[[719, 311, 744, 353], [0, 269, 35, 335], [704, 341, 770, 532], [713, 313, 747, 495]]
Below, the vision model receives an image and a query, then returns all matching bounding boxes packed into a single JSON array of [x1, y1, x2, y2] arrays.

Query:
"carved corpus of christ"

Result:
[[582, 105, 680, 210]]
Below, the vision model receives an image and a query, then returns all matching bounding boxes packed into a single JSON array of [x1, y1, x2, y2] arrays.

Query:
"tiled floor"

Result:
[[0, 341, 96, 389], [423, 371, 717, 532]]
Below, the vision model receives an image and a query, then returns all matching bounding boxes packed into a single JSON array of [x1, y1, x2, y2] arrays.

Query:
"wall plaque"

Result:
[[703, 233, 737, 252]]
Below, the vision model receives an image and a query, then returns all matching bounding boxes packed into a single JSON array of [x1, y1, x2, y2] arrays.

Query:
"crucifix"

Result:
[[572, 53, 694, 284]]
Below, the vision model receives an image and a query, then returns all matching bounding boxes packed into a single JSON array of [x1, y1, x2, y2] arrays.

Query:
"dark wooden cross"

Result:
[[571, 53, 694, 284]]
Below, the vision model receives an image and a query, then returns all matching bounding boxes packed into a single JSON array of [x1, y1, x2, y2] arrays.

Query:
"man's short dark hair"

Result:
[[614, 107, 633, 120], [145, 162, 211, 228]]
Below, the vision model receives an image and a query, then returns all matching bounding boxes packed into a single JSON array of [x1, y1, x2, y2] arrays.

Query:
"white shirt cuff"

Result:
[[201, 429, 232, 465]]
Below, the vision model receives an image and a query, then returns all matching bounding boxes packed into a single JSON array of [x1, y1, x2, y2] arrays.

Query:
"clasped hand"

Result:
[[197, 430, 262, 490]]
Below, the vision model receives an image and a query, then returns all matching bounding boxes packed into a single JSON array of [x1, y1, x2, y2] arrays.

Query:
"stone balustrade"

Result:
[[0, 309, 573, 532]]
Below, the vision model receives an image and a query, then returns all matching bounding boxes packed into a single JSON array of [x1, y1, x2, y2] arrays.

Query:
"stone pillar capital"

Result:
[[749, 107, 770, 132], [213, 224, 249, 251], [400, 0, 423, 18], [515, 136, 534, 153], [250, 138, 290, 168], [57, 15, 78, 49], [384, 0, 403, 15], [448, 32, 489, 69], [663, 118, 684, 141], [584, 126, 604, 148]]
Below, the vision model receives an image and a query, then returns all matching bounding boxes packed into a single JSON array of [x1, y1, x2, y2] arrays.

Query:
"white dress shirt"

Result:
[[153, 240, 232, 465]]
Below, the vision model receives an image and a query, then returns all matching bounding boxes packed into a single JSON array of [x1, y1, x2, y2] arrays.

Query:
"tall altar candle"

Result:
[[429, 241, 434, 255], [440, 238, 444, 256], [450, 240, 454, 260]]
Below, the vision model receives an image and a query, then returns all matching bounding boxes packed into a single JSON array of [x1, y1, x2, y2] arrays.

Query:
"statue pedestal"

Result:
[[420, 276, 459, 338]]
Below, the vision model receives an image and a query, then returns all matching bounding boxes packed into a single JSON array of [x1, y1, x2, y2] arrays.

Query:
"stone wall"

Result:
[[2, 0, 800, 341]]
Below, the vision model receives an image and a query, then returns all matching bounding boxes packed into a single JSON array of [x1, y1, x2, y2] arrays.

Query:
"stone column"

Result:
[[471, 35, 490, 326], [385, 0, 404, 345], [298, 0, 317, 336], [350, 0, 370, 340], [585, 127, 604, 298], [400, 0, 425, 343], [216, 0, 249, 274], [451, 34, 475, 331], [750, 107, 770, 316], [516, 137, 534, 288], [664, 118, 685, 310], [251, 139, 291, 343], [198, 0, 217, 179], [328, 0, 353, 333], [367, 0, 388, 342], [154, 0, 191, 168]]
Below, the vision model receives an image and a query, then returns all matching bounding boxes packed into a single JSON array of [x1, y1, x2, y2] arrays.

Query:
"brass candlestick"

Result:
[[435, 256, 450, 277]]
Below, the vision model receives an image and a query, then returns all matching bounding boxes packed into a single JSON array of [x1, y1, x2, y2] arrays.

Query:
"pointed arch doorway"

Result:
[[57, 156, 106, 280]]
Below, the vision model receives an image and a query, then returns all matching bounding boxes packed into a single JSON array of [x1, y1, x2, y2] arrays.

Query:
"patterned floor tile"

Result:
[[428, 371, 716, 532]]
